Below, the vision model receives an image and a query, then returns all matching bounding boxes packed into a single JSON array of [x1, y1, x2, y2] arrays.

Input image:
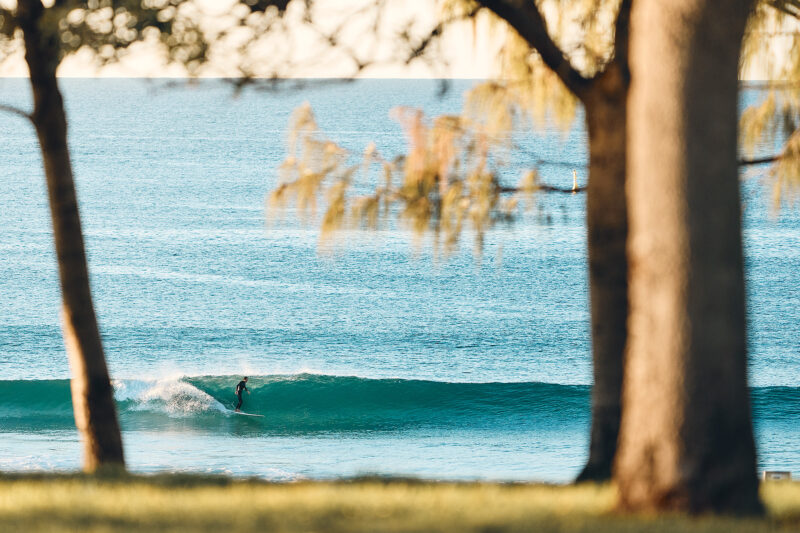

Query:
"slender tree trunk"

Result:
[[576, 63, 628, 482], [615, 0, 759, 512], [18, 0, 125, 471]]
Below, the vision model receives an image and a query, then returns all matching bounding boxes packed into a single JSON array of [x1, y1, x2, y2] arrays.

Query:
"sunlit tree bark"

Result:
[[577, 61, 628, 481], [615, 0, 760, 512], [17, 0, 124, 471]]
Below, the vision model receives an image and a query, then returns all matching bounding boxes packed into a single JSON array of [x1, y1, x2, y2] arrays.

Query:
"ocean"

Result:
[[0, 78, 798, 482]]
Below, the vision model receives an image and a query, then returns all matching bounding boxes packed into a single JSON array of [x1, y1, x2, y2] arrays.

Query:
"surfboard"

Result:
[[231, 410, 264, 418]]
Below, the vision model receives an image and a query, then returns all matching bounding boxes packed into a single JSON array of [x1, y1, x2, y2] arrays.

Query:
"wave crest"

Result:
[[115, 378, 227, 416], [2, 374, 795, 435]]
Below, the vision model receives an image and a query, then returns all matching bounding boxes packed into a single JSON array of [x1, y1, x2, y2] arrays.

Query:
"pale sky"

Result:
[[0, 0, 506, 79], [0, 0, 788, 79]]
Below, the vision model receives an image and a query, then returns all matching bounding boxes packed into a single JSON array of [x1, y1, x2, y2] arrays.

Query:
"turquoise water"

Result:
[[0, 79, 798, 481]]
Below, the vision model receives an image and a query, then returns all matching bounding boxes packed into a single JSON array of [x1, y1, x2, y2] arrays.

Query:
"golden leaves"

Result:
[[466, 10, 582, 134], [268, 0, 635, 256], [772, 129, 800, 208], [741, 86, 800, 208], [269, 103, 352, 228], [269, 100, 527, 258], [741, 92, 778, 156], [740, 2, 800, 208], [740, 89, 800, 209]]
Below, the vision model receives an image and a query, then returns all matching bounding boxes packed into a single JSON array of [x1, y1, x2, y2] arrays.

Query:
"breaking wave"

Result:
[[1, 374, 794, 434]]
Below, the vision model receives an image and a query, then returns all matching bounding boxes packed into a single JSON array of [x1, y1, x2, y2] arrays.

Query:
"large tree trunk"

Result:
[[615, 0, 759, 512], [576, 63, 628, 482], [18, 0, 125, 471]]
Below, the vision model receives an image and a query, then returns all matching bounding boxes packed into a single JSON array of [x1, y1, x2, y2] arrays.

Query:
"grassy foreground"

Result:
[[0, 474, 799, 532]]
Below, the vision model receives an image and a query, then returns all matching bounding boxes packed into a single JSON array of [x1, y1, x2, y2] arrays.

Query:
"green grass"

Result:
[[0, 474, 798, 532]]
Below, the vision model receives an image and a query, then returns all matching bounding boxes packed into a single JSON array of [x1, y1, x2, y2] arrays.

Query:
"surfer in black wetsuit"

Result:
[[235, 377, 249, 412]]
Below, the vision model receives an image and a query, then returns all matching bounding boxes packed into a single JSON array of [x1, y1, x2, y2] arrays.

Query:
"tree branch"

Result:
[[403, 5, 482, 67], [766, 0, 800, 18], [741, 80, 800, 88], [405, 24, 441, 63], [739, 154, 781, 166], [499, 183, 585, 194], [0, 6, 17, 38], [611, 0, 632, 70], [0, 104, 33, 122], [583, 0, 632, 90], [477, 0, 592, 98]]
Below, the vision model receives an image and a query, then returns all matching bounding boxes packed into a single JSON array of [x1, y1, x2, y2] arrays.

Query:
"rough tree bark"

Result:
[[615, 0, 760, 513], [576, 61, 628, 482], [18, 0, 125, 471], [478, 0, 631, 482]]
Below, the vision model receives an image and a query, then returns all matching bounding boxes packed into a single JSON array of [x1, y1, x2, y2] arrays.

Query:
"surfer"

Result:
[[235, 377, 249, 412]]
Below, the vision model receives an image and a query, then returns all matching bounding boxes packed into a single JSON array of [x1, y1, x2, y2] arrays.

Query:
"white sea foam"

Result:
[[113, 378, 227, 416]]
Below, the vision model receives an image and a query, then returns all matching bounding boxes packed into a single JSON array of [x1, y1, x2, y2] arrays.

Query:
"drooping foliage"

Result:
[[268, 0, 632, 255], [266, 0, 800, 246], [741, 0, 800, 206], [270, 102, 535, 256], [456, 0, 624, 133]]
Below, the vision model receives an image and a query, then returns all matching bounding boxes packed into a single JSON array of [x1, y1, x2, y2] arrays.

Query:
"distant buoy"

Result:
[[572, 169, 578, 193]]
